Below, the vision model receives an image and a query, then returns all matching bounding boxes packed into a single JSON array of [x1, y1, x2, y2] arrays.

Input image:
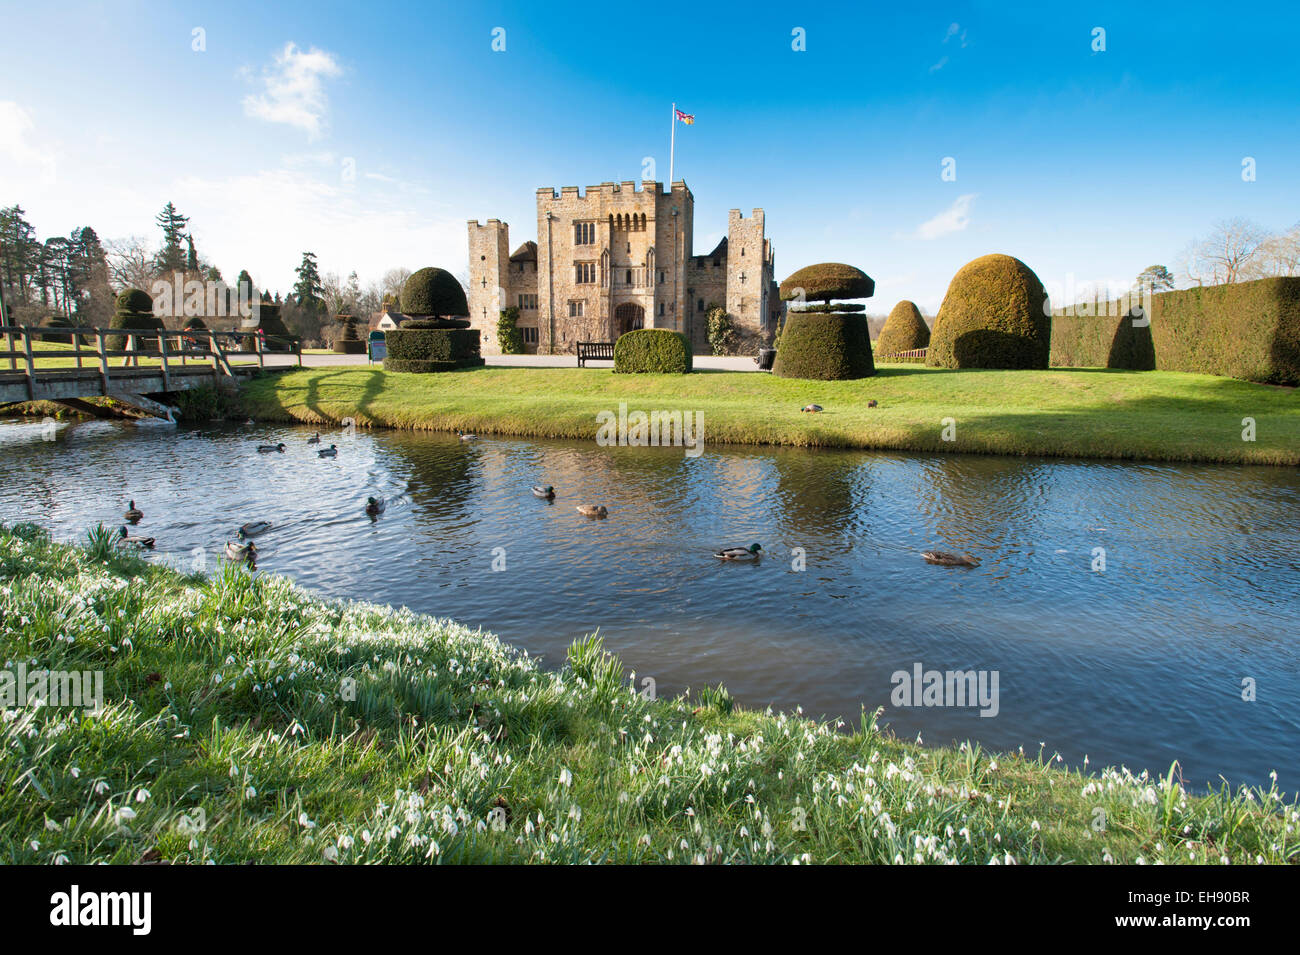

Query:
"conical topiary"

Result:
[[876, 300, 931, 356]]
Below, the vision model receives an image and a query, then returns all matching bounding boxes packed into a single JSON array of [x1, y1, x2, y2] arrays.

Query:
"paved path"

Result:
[[253, 353, 766, 372]]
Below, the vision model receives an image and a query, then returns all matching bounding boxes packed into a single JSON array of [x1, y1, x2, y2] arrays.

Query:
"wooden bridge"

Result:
[[0, 325, 301, 419]]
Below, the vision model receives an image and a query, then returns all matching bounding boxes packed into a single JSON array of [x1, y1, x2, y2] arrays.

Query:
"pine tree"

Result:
[[0, 205, 40, 306], [185, 234, 199, 272], [292, 252, 325, 312], [154, 202, 189, 272]]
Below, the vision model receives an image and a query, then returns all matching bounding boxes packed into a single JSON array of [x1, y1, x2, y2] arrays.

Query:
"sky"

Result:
[[2, 0, 1298, 313]]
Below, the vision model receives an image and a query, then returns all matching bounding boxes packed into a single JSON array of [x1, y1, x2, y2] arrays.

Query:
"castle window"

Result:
[[625, 269, 632, 285], [518, 294, 537, 310], [574, 262, 596, 284], [568, 301, 584, 318], [658, 271, 665, 284], [522, 326, 538, 344], [574, 222, 596, 245], [741, 247, 745, 256], [697, 298, 704, 313], [658, 303, 665, 316]]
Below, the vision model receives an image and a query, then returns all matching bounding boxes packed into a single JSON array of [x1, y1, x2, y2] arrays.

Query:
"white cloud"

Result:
[[242, 43, 342, 139], [929, 56, 948, 73], [0, 101, 57, 183], [910, 194, 977, 240]]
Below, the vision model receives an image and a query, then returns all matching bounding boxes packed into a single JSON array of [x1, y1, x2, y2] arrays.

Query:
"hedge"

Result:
[[876, 300, 931, 356], [38, 315, 75, 344], [779, 263, 874, 303], [401, 268, 469, 317], [613, 328, 693, 374], [772, 312, 875, 380], [787, 303, 867, 313], [1050, 302, 1155, 370], [240, 302, 294, 352], [107, 287, 160, 350], [1147, 278, 1300, 385], [927, 254, 1051, 369], [383, 325, 484, 373]]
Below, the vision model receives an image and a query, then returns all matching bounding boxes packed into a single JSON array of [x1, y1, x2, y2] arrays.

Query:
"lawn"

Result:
[[238, 364, 1300, 466], [2, 523, 1294, 864]]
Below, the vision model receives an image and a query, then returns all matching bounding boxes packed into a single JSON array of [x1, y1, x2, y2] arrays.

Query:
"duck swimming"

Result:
[[532, 485, 555, 499], [225, 539, 257, 561], [317, 445, 338, 458], [238, 521, 272, 538], [922, 551, 980, 567], [365, 496, 386, 516], [124, 500, 143, 523], [575, 504, 608, 518], [714, 543, 763, 561], [458, 431, 476, 441], [257, 443, 286, 454], [307, 432, 321, 444], [117, 526, 155, 549]]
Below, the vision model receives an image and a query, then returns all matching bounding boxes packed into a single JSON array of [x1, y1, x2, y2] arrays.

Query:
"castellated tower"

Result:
[[467, 219, 510, 355], [725, 209, 777, 341]]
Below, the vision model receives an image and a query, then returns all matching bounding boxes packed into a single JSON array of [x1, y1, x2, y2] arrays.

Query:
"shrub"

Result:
[[772, 312, 875, 379], [1050, 301, 1155, 370], [927, 254, 1051, 369], [613, 328, 692, 374], [383, 324, 484, 373], [785, 302, 866, 313], [497, 306, 524, 354], [706, 304, 737, 356], [107, 287, 158, 350], [1147, 277, 1300, 385], [241, 302, 295, 352], [876, 300, 931, 355], [333, 315, 366, 354], [38, 315, 74, 344], [779, 263, 875, 303], [401, 267, 469, 318]]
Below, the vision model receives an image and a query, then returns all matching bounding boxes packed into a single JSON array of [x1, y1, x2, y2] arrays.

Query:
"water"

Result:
[[3, 417, 1298, 791]]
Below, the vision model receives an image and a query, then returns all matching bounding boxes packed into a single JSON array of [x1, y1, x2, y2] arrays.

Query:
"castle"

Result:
[[467, 180, 783, 355]]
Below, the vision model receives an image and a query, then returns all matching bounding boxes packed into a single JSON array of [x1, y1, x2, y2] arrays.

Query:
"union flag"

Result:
[[675, 109, 695, 125]]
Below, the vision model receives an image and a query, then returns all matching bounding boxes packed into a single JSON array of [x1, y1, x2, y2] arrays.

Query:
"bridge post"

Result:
[[158, 331, 172, 391], [255, 331, 265, 368], [96, 330, 110, 394], [208, 332, 220, 383], [22, 329, 35, 401], [73, 333, 84, 369], [3, 329, 14, 371]]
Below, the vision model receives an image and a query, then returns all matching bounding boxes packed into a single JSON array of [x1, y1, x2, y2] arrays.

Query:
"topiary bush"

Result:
[[1050, 302, 1155, 370], [383, 322, 484, 373], [613, 328, 693, 374], [772, 311, 875, 379], [876, 300, 931, 356], [927, 254, 1051, 369], [332, 315, 366, 354], [779, 263, 875, 304], [38, 315, 74, 344], [107, 288, 159, 350], [240, 302, 295, 352], [401, 267, 469, 318]]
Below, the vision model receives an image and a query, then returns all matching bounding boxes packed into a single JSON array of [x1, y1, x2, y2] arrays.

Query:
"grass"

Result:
[[1, 522, 1295, 864], [236, 364, 1300, 466]]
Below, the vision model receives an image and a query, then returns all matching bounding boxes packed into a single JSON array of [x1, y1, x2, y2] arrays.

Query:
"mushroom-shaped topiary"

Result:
[[400, 267, 469, 319], [926, 254, 1051, 369], [116, 288, 154, 314], [108, 287, 159, 350], [779, 263, 875, 305], [876, 300, 931, 357]]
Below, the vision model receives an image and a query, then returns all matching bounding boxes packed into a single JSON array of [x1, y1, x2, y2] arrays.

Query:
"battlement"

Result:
[[535, 180, 692, 203], [468, 218, 506, 229]]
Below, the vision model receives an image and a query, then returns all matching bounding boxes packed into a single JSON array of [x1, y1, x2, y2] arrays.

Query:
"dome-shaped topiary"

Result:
[[39, 314, 75, 344], [772, 312, 875, 380], [401, 267, 469, 318], [876, 300, 931, 355], [779, 263, 875, 304], [613, 328, 693, 374], [926, 254, 1051, 369], [115, 288, 154, 314]]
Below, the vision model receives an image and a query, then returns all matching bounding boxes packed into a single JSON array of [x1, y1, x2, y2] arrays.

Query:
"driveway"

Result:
[[252, 352, 766, 372]]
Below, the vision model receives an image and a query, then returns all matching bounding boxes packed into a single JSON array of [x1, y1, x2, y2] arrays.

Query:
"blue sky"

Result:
[[2, 0, 1298, 311]]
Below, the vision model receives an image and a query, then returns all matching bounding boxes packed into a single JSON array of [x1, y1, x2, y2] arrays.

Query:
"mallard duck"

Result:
[[307, 432, 321, 444], [801, 404, 823, 413], [225, 539, 257, 561], [238, 521, 272, 538], [576, 504, 608, 518], [257, 443, 286, 454], [117, 526, 155, 549], [714, 543, 762, 561], [365, 496, 386, 516], [457, 431, 476, 441], [532, 485, 555, 499], [124, 500, 143, 523], [867, 399, 878, 408], [317, 445, 338, 458], [922, 550, 980, 567]]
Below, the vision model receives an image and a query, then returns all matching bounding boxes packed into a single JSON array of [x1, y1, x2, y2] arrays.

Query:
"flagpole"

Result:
[[669, 102, 676, 186]]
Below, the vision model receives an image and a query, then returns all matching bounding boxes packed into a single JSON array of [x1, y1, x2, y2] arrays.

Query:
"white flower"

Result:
[[298, 812, 316, 829], [135, 788, 151, 803], [558, 767, 572, 787]]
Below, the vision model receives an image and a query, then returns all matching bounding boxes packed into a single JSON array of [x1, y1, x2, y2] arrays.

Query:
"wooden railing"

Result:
[[0, 325, 302, 401], [876, 347, 928, 363]]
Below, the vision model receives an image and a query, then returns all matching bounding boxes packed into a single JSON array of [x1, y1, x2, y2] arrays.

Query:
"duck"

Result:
[[457, 431, 476, 442], [867, 399, 878, 408], [225, 539, 257, 561], [575, 504, 608, 518], [365, 496, 386, 516], [257, 443, 286, 454], [714, 543, 763, 561], [237, 521, 272, 539], [801, 404, 823, 413], [922, 550, 980, 568], [317, 445, 338, 458], [531, 485, 555, 499], [307, 432, 322, 445], [124, 500, 143, 523], [117, 526, 155, 549]]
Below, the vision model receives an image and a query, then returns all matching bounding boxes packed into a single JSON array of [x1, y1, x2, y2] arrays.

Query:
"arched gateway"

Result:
[[613, 303, 644, 337]]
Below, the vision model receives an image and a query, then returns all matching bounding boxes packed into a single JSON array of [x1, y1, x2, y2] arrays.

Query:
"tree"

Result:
[[292, 252, 325, 312], [706, 303, 737, 355], [1134, 265, 1175, 294], [1179, 218, 1268, 285], [1245, 223, 1300, 279], [106, 235, 158, 291], [0, 205, 40, 306], [185, 234, 199, 272], [381, 267, 412, 302], [497, 306, 524, 353], [154, 202, 190, 272]]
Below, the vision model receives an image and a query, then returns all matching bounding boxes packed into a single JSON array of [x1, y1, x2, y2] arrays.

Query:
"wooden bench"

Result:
[[577, 341, 615, 367]]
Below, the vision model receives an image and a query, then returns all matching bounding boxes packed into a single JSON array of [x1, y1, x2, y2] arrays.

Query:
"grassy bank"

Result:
[[1, 523, 1294, 864], [238, 365, 1300, 465]]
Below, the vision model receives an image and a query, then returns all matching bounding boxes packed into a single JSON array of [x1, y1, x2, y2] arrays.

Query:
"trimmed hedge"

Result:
[[788, 303, 867, 313], [1147, 278, 1300, 385], [240, 302, 294, 352], [927, 254, 1051, 369], [38, 315, 74, 344], [401, 268, 469, 317], [780, 263, 874, 303], [107, 287, 160, 350], [613, 328, 693, 374], [772, 312, 875, 380], [876, 300, 931, 355], [383, 325, 484, 373], [333, 315, 366, 354], [1050, 303, 1155, 370]]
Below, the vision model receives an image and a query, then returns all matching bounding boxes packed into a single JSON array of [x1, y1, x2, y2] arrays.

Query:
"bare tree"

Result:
[[381, 267, 411, 301], [1245, 223, 1300, 279], [1180, 218, 1268, 285], [105, 235, 158, 291]]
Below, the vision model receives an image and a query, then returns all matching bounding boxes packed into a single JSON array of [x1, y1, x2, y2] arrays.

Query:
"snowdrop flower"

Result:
[[558, 767, 572, 787], [135, 788, 151, 803]]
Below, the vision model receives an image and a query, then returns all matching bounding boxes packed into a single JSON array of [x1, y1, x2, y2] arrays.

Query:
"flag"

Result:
[[675, 109, 695, 125]]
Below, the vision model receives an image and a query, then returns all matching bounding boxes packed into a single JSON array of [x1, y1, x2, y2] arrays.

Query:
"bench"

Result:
[[577, 341, 615, 367]]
